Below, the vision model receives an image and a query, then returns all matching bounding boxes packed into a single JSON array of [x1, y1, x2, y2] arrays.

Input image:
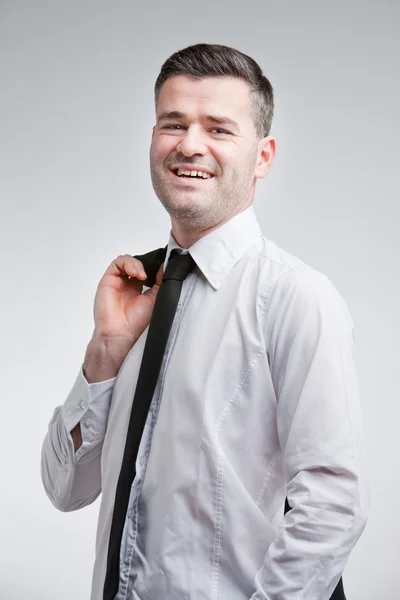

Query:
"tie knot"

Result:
[[163, 249, 196, 282]]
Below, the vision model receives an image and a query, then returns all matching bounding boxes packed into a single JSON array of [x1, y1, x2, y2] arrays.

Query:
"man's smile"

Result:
[[168, 167, 216, 185]]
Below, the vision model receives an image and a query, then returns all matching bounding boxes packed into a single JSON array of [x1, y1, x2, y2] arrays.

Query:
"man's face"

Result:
[[149, 75, 266, 231]]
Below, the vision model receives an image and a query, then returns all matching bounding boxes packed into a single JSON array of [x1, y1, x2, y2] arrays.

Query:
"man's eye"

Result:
[[163, 124, 183, 130], [161, 125, 229, 135]]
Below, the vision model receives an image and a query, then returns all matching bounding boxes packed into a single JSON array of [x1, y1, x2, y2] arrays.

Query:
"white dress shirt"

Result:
[[41, 205, 369, 600]]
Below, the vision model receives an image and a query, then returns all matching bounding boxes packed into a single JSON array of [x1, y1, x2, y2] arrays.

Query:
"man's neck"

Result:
[[171, 203, 254, 249]]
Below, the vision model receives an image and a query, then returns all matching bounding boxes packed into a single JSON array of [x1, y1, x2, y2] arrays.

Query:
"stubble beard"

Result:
[[150, 161, 255, 231]]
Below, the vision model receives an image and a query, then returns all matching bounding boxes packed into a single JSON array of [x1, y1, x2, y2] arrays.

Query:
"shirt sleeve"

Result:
[[251, 265, 369, 600], [40, 365, 116, 512]]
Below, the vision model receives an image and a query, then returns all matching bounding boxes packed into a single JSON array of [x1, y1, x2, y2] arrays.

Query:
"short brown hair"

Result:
[[154, 43, 274, 139]]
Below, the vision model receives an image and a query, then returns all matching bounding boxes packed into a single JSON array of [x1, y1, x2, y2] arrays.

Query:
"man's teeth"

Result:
[[176, 168, 212, 179]]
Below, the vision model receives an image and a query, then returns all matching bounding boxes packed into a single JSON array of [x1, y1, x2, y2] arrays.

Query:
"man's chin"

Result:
[[161, 194, 208, 209], [159, 196, 213, 220]]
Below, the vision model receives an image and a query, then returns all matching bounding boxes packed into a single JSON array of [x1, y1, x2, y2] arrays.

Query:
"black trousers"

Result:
[[284, 498, 346, 600]]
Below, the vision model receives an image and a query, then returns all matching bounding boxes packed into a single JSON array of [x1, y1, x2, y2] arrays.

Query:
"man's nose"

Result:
[[176, 127, 207, 156]]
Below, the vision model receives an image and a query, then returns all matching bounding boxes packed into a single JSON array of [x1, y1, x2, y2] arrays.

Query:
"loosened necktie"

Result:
[[103, 246, 196, 600]]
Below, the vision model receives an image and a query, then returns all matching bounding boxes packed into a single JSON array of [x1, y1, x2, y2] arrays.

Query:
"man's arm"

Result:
[[40, 340, 118, 512], [253, 265, 369, 599], [41, 253, 163, 512], [68, 338, 131, 452]]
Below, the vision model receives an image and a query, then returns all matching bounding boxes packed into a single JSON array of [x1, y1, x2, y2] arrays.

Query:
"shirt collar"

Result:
[[164, 205, 263, 290]]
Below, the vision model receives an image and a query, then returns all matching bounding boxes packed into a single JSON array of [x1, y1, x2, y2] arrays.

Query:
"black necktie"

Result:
[[103, 246, 197, 600]]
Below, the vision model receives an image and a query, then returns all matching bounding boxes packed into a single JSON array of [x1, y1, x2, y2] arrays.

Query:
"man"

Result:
[[41, 43, 369, 600]]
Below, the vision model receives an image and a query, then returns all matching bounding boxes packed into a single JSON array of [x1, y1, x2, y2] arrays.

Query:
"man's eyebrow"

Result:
[[157, 111, 240, 132], [205, 115, 240, 131], [157, 111, 187, 121]]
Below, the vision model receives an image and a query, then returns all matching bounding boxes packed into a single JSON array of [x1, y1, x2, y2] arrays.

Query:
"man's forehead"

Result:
[[157, 75, 252, 115]]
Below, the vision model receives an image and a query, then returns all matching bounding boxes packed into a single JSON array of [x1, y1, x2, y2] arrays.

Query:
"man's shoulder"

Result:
[[258, 236, 305, 272], [256, 236, 349, 315], [256, 235, 313, 291]]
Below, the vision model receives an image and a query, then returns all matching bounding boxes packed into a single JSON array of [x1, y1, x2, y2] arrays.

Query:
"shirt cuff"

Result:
[[60, 365, 116, 444]]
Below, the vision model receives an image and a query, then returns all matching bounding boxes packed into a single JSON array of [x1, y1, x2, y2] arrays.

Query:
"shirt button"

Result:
[[84, 420, 91, 428], [80, 400, 87, 409]]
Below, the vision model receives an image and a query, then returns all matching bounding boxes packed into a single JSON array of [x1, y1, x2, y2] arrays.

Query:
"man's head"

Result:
[[149, 43, 276, 244]]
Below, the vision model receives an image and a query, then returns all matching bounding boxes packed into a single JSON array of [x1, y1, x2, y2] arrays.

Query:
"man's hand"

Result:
[[82, 254, 164, 383]]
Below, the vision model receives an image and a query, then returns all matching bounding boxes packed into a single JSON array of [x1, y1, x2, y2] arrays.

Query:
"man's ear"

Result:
[[254, 136, 276, 179]]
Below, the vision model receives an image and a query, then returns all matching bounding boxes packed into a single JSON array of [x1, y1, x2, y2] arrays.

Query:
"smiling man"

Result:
[[150, 74, 271, 245], [41, 44, 369, 600]]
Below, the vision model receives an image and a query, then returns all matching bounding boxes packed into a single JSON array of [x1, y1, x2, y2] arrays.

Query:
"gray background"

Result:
[[1, 1, 398, 598]]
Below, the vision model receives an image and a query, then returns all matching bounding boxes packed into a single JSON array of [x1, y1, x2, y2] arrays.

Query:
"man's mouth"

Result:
[[170, 167, 215, 180]]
